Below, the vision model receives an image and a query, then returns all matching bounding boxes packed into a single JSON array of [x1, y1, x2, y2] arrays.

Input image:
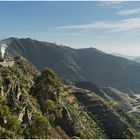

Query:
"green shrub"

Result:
[[30, 115, 48, 138], [0, 128, 16, 139], [45, 99, 56, 111], [5, 115, 20, 132], [35, 68, 61, 99], [0, 105, 9, 119]]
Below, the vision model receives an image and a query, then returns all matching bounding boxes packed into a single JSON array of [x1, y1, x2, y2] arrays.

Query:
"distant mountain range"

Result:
[[5, 37, 140, 93], [134, 57, 140, 63], [111, 53, 140, 63], [111, 53, 139, 60]]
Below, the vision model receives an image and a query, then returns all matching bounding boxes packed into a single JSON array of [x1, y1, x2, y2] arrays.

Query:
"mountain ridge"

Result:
[[5, 37, 140, 93], [111, 53, 139, 60]]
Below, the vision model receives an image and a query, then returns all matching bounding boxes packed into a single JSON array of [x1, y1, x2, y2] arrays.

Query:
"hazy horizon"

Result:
[[1, 1, 140, 56]]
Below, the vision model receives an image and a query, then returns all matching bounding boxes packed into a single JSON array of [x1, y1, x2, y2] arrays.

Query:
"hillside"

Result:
[[6, 37, 140, 93], [0, 55, 104, 139], [73, 81, 140, 138], [0, 53, 137, 139]]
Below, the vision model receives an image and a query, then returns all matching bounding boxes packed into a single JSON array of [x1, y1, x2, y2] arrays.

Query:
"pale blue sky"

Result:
[[1, 1, 140, 55]]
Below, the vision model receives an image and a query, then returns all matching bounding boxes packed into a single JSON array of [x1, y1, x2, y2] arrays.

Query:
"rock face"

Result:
[[18, 107, 26, 123], [0, 60, 14, 67], [0, 86, 4, 96]]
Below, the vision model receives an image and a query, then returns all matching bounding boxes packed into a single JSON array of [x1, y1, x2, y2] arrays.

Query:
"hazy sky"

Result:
[[1, 1, 140, 56]]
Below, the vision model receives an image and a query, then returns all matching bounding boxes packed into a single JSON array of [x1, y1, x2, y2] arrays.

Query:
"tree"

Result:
[[0, 105, 9, 126], [0, 105, 9, 118], [6, 115, 20, 132], [35, 67, 61, 100], [30, 115, 48, 138]]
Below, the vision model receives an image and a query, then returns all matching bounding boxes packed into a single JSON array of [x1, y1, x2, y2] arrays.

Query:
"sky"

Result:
[[1, 1, 140, 56]]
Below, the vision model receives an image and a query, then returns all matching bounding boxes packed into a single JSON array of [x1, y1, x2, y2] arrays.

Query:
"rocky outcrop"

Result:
[[0, 60, 14, 67], [56, 105, 76, 137], [0, 86, 4, 96]]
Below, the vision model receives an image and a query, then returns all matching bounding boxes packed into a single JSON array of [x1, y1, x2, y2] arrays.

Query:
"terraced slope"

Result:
[[65, 86, 131, 138]]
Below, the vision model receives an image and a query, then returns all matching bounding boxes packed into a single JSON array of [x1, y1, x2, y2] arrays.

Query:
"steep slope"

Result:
[[0, 52, 137, 138], [102, 87, 138, 111], [75, 48, 140, 93], [67, 86, 135, 138], [102, 87, 140, 138], [0, 56, 41, 138], [6, 37, 84, 81], [75, 81, 140, 138], [0, 54, 104, 139], [6, 37, 140, 93]]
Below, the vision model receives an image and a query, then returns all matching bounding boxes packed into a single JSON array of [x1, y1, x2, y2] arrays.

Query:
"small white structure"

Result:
[[0, 60, 14, 67], [0, 42, 7, 59], [0, 41, 14, 67]]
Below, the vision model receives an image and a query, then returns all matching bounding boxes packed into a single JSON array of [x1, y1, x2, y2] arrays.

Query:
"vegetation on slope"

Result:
[[0, 53, 138, 139], [0, 55, 104, 138]]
